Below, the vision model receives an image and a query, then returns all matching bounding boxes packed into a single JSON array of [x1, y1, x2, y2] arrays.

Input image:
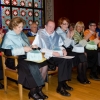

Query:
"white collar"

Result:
[[31, 31, 37, 36]]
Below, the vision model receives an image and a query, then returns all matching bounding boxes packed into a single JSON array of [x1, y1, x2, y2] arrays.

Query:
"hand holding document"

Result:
[[41, 48, 74, 59]]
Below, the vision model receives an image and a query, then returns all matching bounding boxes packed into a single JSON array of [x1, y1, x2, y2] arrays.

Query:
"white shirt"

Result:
[[31, 31, 37, 36], [32, 29, 64, 58], [32, 31, 64, 49]]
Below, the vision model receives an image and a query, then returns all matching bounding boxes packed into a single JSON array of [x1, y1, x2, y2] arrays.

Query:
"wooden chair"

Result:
[[45, 67, 58, 91], [1, 52, 23, 100], [28, 36, 35, 44]]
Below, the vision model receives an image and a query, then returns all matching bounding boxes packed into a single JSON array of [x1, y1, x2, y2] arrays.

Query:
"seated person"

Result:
[[72, 21, 90, 84], [56, 17, 78, 66], [32, 20, 73, 97], [27, 22, 38, 37], [84, 20, 100, 80], [1, 17, 48, 99], [69, 23, 75, 33]]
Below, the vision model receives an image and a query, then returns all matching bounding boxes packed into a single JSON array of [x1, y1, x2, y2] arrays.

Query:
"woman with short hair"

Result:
[[1, 17, 48, 100]]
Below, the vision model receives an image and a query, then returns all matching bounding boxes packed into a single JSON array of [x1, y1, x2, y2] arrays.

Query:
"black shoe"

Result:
[[0, 83, 4, 89], [63, 83, 73, 91], [28, 92, 44, 100], [90, 74, 100, 81], [77, 77, 86, 84], [38, 90, 48, 99], [85, 80, 91, 84], [56, 87, 71, 96]]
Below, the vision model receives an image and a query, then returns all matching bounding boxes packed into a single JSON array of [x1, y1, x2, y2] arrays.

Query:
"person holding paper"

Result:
[[32, 20, 73, 97]]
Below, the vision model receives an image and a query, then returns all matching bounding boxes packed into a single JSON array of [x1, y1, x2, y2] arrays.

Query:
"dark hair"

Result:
[[88, 20, 96, 26], [69, 23, 75, 28], [8, 17, 26, 30]]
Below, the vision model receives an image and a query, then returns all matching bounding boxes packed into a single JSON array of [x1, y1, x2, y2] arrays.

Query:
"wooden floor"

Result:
[[0, 70, 100, 100]]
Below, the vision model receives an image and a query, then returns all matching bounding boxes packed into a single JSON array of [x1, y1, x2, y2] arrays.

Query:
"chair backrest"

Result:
[[28, 36, 35, 44]]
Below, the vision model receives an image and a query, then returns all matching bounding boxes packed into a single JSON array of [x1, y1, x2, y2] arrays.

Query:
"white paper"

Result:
[[54, 56, 75, 59]]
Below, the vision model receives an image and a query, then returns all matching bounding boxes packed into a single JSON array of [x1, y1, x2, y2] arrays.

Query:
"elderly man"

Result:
[[32, 20, 73, 97], [27, 22, 38, 37]]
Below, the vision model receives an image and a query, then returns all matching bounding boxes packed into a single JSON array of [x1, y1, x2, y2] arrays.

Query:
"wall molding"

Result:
[[45, 0, 54, 22]]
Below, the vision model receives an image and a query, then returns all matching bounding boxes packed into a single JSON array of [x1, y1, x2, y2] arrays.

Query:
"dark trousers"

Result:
[[85, 49, 98, 74], [48, 57, 73, 82], [65, 48, 79, 67]]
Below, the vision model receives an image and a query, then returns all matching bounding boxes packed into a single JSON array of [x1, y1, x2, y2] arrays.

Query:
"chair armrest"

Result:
[[3, 55, 18, 59], [1, 52, 18, 59], [1, 52, 18, 67]]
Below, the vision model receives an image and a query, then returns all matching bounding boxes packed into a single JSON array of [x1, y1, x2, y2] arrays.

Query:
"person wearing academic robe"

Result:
[[1, 17, 48, 100], [32, 20, 73, 97]]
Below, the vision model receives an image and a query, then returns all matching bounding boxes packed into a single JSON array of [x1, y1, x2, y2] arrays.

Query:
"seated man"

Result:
[[27, 22, 38, 37], [84, 21, 100, 80], [32, 20, 73, 97]]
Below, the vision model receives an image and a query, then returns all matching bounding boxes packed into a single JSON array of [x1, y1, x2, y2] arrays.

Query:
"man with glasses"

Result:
[[84, 21, 100, 80]]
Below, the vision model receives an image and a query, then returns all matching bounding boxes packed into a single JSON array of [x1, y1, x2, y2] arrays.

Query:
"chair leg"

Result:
[[49, 75, 52, 84], [45, 82, 48, 91], [18, 84, 23, 100], [4, 76, 7, 93]]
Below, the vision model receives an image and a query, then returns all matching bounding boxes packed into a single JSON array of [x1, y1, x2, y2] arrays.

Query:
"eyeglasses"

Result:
[[62, 23, 69, 25], [90, 24, 96, 27]]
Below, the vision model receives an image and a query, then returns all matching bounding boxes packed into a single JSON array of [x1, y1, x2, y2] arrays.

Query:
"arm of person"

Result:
[[12, 46, 32, 56], [72, 33, 81, 44], [66, 31, 71, 38], [1, 38, 32, 56], [67, 30, 74, 39], [84, 30, 95, 41]]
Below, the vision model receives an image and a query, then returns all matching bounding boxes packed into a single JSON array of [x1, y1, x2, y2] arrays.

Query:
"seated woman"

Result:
[[72, 21, 90, 84], [56, 17, 79, 65], [1, 17, 48, 100]]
